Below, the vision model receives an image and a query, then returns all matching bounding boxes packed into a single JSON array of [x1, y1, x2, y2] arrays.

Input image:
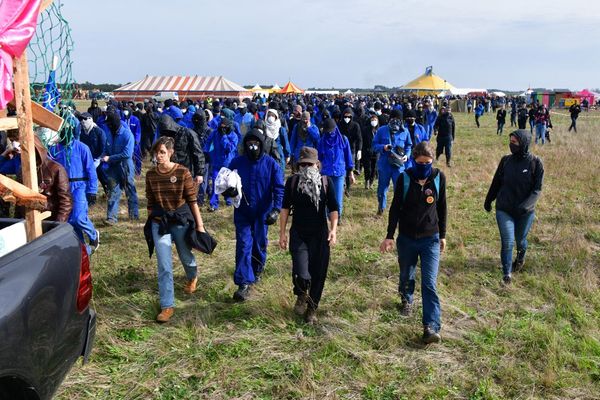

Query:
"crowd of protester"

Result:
[[0, 91, 548, 344]]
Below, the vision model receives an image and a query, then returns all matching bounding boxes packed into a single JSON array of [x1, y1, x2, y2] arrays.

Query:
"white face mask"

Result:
[[82, 118, 94, 132], [124, 110, 130, 117], [370, 120, 378, 127], [343, 117, 351, 123], [267, 116, 276, 124], [375, 110, 382, 116]]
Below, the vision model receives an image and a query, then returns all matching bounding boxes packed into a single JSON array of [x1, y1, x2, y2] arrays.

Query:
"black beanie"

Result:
[[404, 109, 416, 119], [390, 109, 403, 119], [323, 118, 336, 133]]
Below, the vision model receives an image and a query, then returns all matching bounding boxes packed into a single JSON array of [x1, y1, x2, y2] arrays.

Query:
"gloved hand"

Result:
[[87, 193, 97, 206], [222, 187, 239, 198], [401, 155, 408, 163], [265, 209, 280, 225], [356, 150, 362, 161], [484, 201, 492, 212]]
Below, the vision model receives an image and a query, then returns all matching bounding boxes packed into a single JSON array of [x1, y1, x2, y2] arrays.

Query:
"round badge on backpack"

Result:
[[170, 176, 177, 183], [426, 196, 434, 204]]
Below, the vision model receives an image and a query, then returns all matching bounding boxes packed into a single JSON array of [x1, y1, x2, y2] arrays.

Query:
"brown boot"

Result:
[[156, 307, 174, 323], [304, 307, 317, 325], [184, 277, 198, 294], [294, 294, 308, 315]]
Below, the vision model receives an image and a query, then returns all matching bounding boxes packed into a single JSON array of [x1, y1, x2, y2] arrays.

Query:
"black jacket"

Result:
[[434, 112, 455, 140], [386, 168, 447, 240], [338, 108, 363, 154], [496, 109, 507, 123], [361, 123, 379, 159], [158, 115, 205, 177], [485, 130, 544, 217]]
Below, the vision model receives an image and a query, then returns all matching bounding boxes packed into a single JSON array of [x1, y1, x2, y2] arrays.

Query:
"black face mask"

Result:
[[509, 143, 520, 155], [219, 126, 230, 135], [246, 143, 261, 160], [239, 109, 246, 116]]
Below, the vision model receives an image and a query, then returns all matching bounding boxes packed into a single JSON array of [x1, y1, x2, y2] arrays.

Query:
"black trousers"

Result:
[[290, 226, 330, 309], [363, 157, 377, 184], [475, 115, 480, 128], [568, 117, 577, 132], [517, 118, 527, 129]]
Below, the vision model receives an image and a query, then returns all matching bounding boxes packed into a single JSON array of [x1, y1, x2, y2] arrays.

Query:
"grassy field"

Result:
[[56, 109, 600, 399]]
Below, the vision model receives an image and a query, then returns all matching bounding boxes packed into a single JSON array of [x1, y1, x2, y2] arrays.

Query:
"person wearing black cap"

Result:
[[279, 147, 338, 324], [227, 129, 284, 301], [317, 118, 355, 221], [87, 99, 102, 122], [339, 107, 363, 196], [403, 109, 428, 147], [361, 113, 380, 190], [372, 109, 412, 215], [484, 130, 544, 284]]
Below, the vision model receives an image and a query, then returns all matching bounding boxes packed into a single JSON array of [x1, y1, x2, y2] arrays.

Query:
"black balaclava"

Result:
[[509, 129, 531, 157], [164, 99, 173, 109], [244, 129, 264, 161], [106, 112, 121, 134], [219, 118, 232, 135]]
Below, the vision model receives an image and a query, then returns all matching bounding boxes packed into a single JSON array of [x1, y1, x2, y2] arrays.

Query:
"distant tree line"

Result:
[[77, 81, 123, 92]]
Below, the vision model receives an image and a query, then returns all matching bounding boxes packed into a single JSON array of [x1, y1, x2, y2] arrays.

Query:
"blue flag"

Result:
[[42, 70, 60, 111], [425, 66, 433, 75]]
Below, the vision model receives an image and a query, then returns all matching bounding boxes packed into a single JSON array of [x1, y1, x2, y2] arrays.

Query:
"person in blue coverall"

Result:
[[317, 118, 355, 220], [203, 117, 238, 211], [290, 111, 320, 169], [422, 100, 438, 140], [372, 109, 412, 215], [227, 129, 284, 301], [49, 127, 99, 254], [475, 102, 485, 128], [101, 112, 139, 224], [121, 108, 143, 176]]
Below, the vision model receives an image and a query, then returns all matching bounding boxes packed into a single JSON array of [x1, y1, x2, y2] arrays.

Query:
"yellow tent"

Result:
[[400, 67, 455, 96]]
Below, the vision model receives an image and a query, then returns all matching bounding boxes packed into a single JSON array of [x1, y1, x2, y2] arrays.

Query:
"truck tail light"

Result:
[[76, 243, 93, 313]]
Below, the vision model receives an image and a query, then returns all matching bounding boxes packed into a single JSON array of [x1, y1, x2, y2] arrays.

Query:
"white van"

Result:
[[152, 92, 179, 102]]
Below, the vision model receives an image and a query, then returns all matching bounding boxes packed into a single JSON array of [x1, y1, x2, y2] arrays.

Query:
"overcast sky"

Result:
[[62, 0, 600, 90]]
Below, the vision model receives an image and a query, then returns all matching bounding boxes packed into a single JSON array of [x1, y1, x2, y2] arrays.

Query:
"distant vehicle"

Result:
[[152, 91, 179, 102], [0, 219, 96, 400]]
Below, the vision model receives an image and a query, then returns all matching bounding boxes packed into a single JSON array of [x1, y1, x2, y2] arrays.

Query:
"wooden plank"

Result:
[[9, 99, 64, 131], [40, 0, 54, 12], [13, 54, 42, 241], [0, 174, 47, 210], [0, 117, 19, 131]]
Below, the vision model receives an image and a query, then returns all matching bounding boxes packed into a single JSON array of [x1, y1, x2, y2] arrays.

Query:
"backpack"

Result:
[[400, 170, 440, 205]]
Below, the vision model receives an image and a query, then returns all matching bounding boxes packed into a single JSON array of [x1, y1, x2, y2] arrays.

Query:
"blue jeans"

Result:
[[397, 234, 441, 332], [377, 167, 402, 211], [529, 118, 535, 132], [329, 174, 345, 218], [535, 123, 546, 145], [106, 170, 139, 222], [497, 121, 505, 134], [495, 210, 535, 276], [152, 222, 197, 308]]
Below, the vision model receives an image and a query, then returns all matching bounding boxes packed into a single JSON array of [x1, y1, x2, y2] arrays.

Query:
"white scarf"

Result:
[[297, 166, 322, 209], [265, 110, 281, 140]]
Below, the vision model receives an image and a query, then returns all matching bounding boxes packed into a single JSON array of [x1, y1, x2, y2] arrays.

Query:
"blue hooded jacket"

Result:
[[405, 122, 429, 144], [289, 123, 320, 162], [203, 127, 238, 169], [317, 126, 354, 177], [101, 121, 135, 179], [372, 125, 412, 172], [229, 131, 284, 221], [475, 104, 485, 116], [49, 140, 98, 195]]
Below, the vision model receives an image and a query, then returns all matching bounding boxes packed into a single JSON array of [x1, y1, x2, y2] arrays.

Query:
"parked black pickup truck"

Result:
[[0, 219, 96, 400]]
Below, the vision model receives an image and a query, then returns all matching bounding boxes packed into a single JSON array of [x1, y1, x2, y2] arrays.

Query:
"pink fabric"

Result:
[[0, 0, 42, 109]]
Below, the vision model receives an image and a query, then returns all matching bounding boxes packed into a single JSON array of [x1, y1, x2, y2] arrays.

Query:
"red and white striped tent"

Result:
[[113, 75, 253, 101]]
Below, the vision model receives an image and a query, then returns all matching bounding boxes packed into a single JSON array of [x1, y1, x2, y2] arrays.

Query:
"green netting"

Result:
[[26, 0, 76, 149]]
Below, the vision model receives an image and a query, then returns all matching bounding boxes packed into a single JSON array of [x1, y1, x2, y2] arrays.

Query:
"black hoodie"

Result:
[[158, 114, 205, 177], [485, 130, 544, 217], [338, 107, 363, 155]]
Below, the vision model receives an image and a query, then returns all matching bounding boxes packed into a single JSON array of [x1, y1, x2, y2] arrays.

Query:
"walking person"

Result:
[[475, 102, 484, 128], [433, 106, 455, 167], [361, 113, 380, 189], [379, 141, 447, 344], [517, 103, 528, 129], [533, 105, 549, 145], [496, 105, 507, 135], [568, 103, 581, 133], [317, 118, 355, 221], [279, 147, 338, 325], [144, 137, 207, 323], [484, 130, 544, 284]]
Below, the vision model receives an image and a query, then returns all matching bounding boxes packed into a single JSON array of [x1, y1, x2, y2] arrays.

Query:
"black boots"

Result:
[[422, 326, 441, 344], [512, 250, 526, 272], [233, 285, 251, 302]]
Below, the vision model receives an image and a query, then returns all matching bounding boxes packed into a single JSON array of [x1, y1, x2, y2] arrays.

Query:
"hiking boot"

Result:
[[253, 272, 262, 284], [422, 326, 441, 344], [207, 206, 216, 213], [512, 250, 526, 272], [104, 219, 117, 227], [376, 208, 384, 217], [399, 299, 413, 317], [503, 274, 512, 285], [233, 285, 251, 302], [304, 307, 317, 325], [156, 307, 174, 323], [446, 161, 452, 168], [184, 277, 198, 294], [294, 294, 308, 315], [90, 230, 100, 254]]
